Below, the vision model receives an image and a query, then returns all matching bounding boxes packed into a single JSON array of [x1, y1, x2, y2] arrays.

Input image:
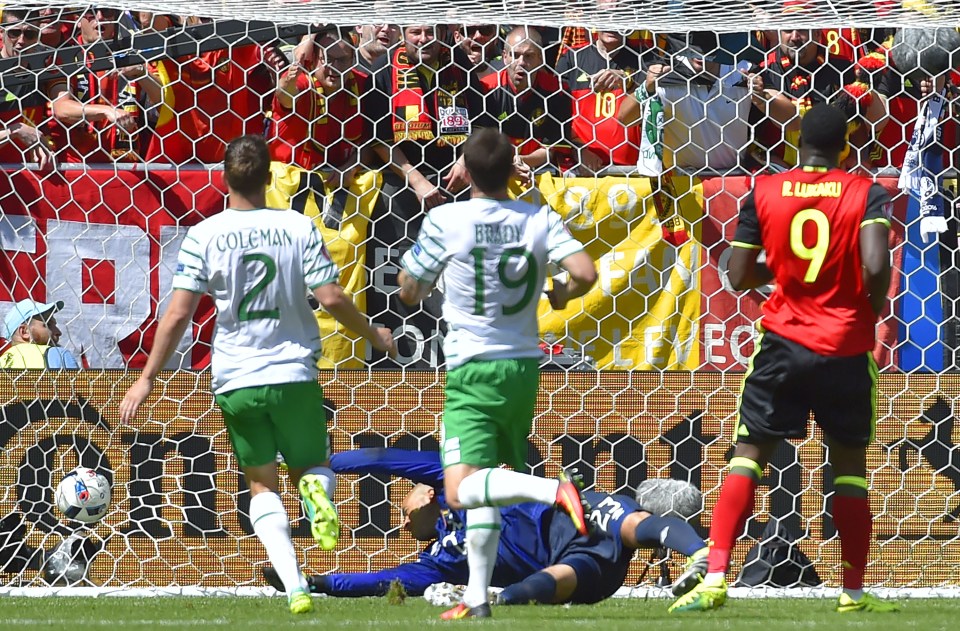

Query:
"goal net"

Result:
[[1, 0, 959, 595]]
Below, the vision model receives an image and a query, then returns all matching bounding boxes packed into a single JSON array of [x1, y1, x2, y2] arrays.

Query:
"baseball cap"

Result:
[[2, 299, 64, 339]]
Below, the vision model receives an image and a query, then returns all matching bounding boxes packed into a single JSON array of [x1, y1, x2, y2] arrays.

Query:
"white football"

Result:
[[423, 582, 464, 607], [55, 467, 111, 525]]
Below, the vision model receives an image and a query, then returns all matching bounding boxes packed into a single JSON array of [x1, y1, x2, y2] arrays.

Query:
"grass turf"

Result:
[[1, 595, 952, 631]]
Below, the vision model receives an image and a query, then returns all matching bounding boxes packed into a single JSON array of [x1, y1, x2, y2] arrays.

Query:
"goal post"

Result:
[[20, 0, 960, 30], [0, 0, 959, 595]]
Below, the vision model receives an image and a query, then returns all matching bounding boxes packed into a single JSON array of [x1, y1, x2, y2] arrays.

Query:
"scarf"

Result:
[[898, 89, 948, 243], [391, 48, 438, 143], [390, 48, 468, 146], [632, 85, 663, 177]]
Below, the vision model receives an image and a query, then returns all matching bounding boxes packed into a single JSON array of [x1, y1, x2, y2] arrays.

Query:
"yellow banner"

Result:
[[263, 168, 704, 370], [534, 173, 704, 370], [266, 163, 381, 368]]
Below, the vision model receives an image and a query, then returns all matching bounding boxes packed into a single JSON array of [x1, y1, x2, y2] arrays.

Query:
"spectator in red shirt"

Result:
[[269, 27, 370, 190], [480, 27, 571, 171], [138, 13, 221, 164], [0, 9, 134, 166], [191, 14, 280, 164], [821, 28, 862, 63], [830, 81, 887, 171], [136, 12, 277, 164], [555, 30, 641, 172], [49, 7, 155, 162]]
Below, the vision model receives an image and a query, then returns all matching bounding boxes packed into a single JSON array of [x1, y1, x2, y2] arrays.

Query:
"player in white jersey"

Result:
[[120, 135, 395, 615], [397, 128, 598, 620]]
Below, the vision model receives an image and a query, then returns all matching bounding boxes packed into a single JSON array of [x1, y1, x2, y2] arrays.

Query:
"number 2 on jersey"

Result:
[[238, 253, 280, 321], [789, 208, 830, 283], [470, 247, 539, 315]]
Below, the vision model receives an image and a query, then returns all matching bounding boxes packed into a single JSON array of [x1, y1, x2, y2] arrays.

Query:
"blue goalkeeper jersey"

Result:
[[325, 448, 637, 598]]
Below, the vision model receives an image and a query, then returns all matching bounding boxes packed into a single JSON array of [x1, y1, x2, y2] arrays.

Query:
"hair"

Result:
[[635, 478, 703, 520], [799, 104, 849, 156], [315, 25, 353, 46], [2, 9, 42, 25], [505, 25, 542, 48], [462, 128, 515, 194], [223, 135, 271, 197]]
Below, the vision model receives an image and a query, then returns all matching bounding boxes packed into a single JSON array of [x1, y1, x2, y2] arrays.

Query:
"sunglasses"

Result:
[[4, 27, 40, 41], [85, 8, 120, 18], [463, 25, 497, 38]]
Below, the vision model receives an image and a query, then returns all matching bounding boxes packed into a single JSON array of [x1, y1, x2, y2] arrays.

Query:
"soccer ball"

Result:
[[55, 467, 111, 525], [423, 582, 465, 607]]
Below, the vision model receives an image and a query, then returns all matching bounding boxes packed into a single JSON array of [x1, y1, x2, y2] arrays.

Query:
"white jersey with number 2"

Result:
[[172, 208, 338, 394], [400, 198, 583, 369]]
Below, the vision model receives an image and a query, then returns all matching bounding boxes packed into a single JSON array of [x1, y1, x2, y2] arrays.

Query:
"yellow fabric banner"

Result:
[[533, 173, 704, 370], [266, 163, 381, 368]]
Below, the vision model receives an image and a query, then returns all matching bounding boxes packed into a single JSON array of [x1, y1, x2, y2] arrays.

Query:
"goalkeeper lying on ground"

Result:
[[263, 448, 708, 605]]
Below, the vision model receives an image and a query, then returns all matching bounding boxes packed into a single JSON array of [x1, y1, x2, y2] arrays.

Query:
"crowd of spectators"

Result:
[[0, 4, 956, 187]]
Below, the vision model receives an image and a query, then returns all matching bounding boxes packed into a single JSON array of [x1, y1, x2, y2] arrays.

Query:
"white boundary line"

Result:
[[0, 586, 956, 599], [0, 586, 277, 598], [611, 586, 960, 599]]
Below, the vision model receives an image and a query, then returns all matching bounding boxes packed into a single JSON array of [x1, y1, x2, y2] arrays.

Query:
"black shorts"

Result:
[[736, 330, 877, 448]]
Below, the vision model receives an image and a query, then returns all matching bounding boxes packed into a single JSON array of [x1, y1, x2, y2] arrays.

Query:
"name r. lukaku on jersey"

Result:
[[781, 181, 843, 198]]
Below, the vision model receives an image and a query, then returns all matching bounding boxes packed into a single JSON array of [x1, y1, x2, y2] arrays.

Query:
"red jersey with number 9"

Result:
[[745, 168, 883, 356]]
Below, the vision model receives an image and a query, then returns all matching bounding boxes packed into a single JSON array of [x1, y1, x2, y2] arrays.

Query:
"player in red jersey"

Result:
[[670, 104, 898, 615]]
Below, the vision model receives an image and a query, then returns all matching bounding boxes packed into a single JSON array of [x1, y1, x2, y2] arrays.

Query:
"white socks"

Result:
[[844, 588, 865, 601], [457, 468, 559, 508], [462, 506, 502, 607], [249, 492, 307, 594], [457, 469, 555, 607], [302, 465, 337, 499]]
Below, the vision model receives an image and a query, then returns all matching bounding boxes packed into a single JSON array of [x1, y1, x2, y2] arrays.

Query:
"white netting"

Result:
[[0, 1, 959, 597]]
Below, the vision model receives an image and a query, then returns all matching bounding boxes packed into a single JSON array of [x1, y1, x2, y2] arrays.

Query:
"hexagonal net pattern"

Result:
[[0, 3, 958, 596]]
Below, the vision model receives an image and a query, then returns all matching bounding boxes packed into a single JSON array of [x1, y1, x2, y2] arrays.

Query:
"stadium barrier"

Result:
[[0, 167, 939, 371]]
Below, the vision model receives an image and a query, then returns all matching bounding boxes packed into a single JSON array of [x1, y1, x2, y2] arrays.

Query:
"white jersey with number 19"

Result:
[[400, 198, 583, 369], [172, 208, 338, 395]]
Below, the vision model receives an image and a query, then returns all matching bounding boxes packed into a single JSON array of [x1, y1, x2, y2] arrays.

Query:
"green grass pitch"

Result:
[[4, 596, 956, 630]]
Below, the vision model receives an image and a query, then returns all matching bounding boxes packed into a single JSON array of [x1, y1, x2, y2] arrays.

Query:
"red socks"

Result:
[[833, 495, 871, 590], [706, 473, 758, 574]]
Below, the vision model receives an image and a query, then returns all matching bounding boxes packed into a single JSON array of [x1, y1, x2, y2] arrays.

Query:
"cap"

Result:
[[2, 299, 64, 339]]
